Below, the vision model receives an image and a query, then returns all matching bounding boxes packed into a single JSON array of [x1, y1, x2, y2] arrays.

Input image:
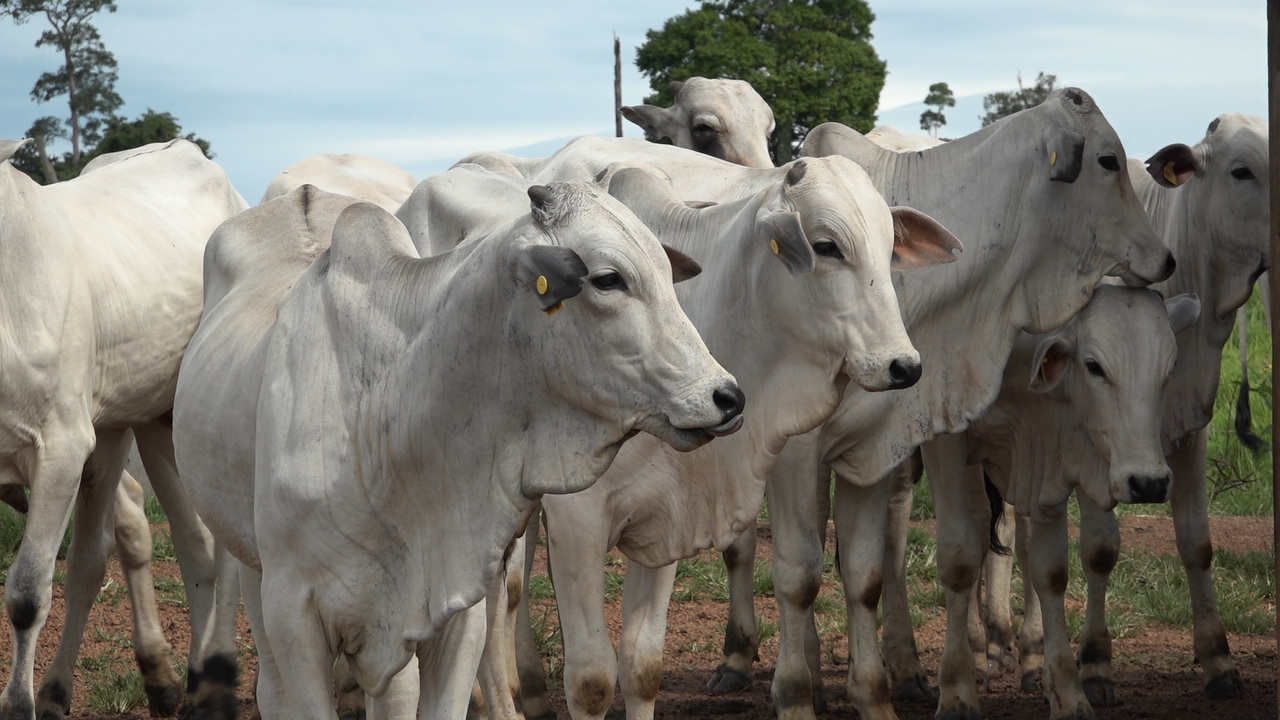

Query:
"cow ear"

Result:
[[1164, 293, 1201, 335], [0, 138, 32, 165], [1044, 126, 1085, 183], [1145, 143, 1201, 188], [620, 105, 671, 139], [1028, 334, 1074, 393], [889, 207, 963, 271], [663, 245, 702, 283], [756, 209, 815, 277], [512, 244, 589, 314]]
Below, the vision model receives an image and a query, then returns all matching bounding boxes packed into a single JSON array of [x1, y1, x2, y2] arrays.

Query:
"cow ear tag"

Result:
[[536, 275, 549, 295], [770, 239, 780, 255], [1163, 161, 1180, 186], [1050, 151, 1057, 166]]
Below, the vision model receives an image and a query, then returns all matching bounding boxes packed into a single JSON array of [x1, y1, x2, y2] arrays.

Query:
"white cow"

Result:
[[450, 138, 962, 719], [713, 88, 1176, 720], [620, 76, 776, 168], [172, 181, 743, 720], [0, 139, 248, 720], [940, 287, 1200, 720], [977, 113, 1269, 707], [865, 125, 946, 152], [259, 153, 417, 213]]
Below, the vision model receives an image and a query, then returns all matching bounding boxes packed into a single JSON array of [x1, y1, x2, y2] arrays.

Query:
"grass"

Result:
[[82, 665, 147, 714]]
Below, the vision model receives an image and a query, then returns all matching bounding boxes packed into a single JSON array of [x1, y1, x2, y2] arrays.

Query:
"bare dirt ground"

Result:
[[2, 515, 1275, 719]]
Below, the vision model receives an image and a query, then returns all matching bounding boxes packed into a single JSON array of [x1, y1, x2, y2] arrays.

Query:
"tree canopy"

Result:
[[10, 109, 212, 183], [635, 0, 886, 163], [980, 72, 1057, 127], [919, 82, 954, 138]]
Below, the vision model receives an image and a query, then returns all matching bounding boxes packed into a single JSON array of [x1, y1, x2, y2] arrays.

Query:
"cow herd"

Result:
[[0, 76, 1268, 720]]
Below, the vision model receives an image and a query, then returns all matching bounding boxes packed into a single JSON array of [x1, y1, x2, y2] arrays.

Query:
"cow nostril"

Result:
[[1164, 253, 1177, 278], [713, 385, 746, 418], [888, 359, 923, 389], [1128, 475, 1170, 504]]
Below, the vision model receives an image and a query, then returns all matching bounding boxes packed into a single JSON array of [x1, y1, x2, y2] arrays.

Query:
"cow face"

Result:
[[770, 157, 960, 393], [514, 182, 743, 456], [621, 77, 776, 169], [1028, 286, 1200, 507], [1145, 114, 1269, 318]]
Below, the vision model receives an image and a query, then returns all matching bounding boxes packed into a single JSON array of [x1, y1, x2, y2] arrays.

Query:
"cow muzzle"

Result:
[[1126, 473, 1171, 504]]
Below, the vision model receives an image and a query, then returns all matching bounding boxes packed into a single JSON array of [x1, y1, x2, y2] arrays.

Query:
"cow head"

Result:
[[508, 181, 744, 474], [621, 77, 775, 169], [1144, 113, 1269, 319], [1028, 286, 1200, 507]]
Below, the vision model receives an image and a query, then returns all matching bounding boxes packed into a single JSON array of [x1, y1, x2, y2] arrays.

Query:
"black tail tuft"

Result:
[[1234, 373, 1269, 455], [984, 472, 1012, 557]]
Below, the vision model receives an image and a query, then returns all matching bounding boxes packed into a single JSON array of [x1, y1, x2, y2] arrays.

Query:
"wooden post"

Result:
[[1269, 1, 1279, 712], [614, 33, 624, 137]]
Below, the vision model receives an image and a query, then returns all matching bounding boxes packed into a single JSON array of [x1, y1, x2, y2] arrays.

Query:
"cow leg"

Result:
[[365, 657, 418, 720], [134, 421, 231, 712], [260, 568, 338, 719], [32, 429, 131, 720], [832, 476, 897, 720], [617, 560, 678, 720], [982, 502, 1017, 679], [1013, 514, 1044, 694], [709, 522, 758, 694], [921, 435, 986, 720], [240, 565, 282, 720], [881, 456, 935, 702], [1168, 430, 1242, 699], [1026, 507, 1095, 720], [333, 656, 366, 720], [515, 516, 554, 720], [417, 600, 488, 720], [545, 503, 618, 720], [478, 536, 523, 720], [1076, 496, 1120, 707], [763, 441, 829, 720]]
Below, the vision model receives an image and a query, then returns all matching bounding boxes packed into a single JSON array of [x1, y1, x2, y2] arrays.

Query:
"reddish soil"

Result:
[[1, 514, 1274, 719]]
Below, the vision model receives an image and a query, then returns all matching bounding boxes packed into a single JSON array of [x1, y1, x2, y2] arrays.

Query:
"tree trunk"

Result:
[[63, 44, 81, 166], [34, 136, 57, 184]]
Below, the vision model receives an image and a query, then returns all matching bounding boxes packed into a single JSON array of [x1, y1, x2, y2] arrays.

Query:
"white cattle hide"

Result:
[[260, 153, 417, 213], [866, 125, 946, 152]]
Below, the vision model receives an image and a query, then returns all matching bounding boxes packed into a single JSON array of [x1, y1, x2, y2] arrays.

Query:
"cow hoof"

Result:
[[36, 711, 65, 720], [1020, 670, 1041, 694], [604, 707, 625, 720], [1052, 701, 1098, 720], [146, 682, 183, 717], [1204, 668, 1244, 700], [175, 693, 238, 720], [1082, 677, 1118, 707], [891, 673, 938, 702], [936, 701, 981, 720], [1, 697, 36, 720], [706, 663, 753, 694]]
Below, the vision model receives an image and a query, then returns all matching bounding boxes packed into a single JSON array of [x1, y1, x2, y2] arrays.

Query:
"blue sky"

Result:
[[0, 1, 1265, 200]]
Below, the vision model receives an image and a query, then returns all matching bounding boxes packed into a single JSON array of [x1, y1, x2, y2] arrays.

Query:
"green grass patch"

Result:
[[673, 555, 729, 603], [83, 665, 147, 714], [143, 494, 168, 524]]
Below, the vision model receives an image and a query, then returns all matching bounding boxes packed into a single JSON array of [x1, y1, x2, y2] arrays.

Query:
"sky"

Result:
[[0, 1, 1267, 201]]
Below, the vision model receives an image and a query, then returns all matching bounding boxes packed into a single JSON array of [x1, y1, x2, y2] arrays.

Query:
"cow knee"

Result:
[[571, 671, 614, 717], [1085, 544, 1118, 576], [626, 658, 663, 702]]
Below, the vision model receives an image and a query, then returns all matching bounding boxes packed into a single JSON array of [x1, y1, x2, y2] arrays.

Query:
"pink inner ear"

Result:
[[1038, 354, 1069, 387], [890, 208, 962, 272]]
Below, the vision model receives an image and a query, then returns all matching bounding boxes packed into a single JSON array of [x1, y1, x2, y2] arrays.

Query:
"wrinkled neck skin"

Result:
[[572, 191, 846, 566], [811, 121, 1105, 485], [1132, 172, 1252, 441]]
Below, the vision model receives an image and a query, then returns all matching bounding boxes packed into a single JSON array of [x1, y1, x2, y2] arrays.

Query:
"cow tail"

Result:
[[1233, 307, 1268, 454], [984, 471, 1012, 557]]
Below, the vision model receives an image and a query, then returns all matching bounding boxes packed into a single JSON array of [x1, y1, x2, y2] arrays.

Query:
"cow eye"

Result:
[[693, 123, 718, 135], [813, 241, 843, 259], [1231, 166, 1256, 180], [1097, 155, 1121, 172], [590, 272, 627, 292], [1085, 359, 1106, 379]]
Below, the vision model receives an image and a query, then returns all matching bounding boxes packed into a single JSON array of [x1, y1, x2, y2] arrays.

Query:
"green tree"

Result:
[[635, 0, 886, 163], [919, 81, 954, 138], [91, 109, 213, 160], [980, 71, 1056, 127], [1, 0, 121, 166]]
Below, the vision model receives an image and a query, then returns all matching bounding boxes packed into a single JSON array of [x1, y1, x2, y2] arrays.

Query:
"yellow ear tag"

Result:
[[1163, 161, 1179, 186], [536, 275, 549, 295], [770, 239, 780, 255], [1039, 356, 1050, 383], [1050, 151, 1057, 166]]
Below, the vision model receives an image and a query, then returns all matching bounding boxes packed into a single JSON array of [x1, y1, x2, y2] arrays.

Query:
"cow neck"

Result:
[[1138, 179, 1238, 440]]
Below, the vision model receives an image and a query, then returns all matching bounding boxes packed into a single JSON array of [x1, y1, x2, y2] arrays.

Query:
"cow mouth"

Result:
[[705, 414, 744, 437]]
